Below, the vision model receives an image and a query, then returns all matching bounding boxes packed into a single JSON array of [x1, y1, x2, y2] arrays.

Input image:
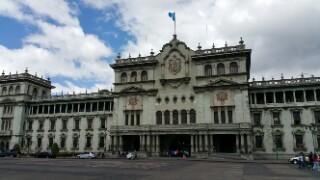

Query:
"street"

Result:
[[0, 158, 319, 180]]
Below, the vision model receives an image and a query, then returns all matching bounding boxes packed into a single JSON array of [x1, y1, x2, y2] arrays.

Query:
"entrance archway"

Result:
[[213, 134, 236, 153], [160, 135, 190, 156]]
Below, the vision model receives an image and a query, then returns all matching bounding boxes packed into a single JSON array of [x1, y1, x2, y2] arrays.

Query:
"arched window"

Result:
[[173, 110, 178, 124], [131, 71, 137, 82], [204, 65, 212, 76], [181, 110, 187, 124], [230, 62, 238, 74], [190, 109, 196, 123], [9, 86, 14, 95], [165, 110, 170, 125], [217, 63, 225, 75], [141, 71, 148, 81], [15, 86, 20, 94], [42, 91, 47, 99], [2, 87, 7, 95], [120, 72, 127, 83], [156, 111, 162, 125], [32, 88, 38, 99]]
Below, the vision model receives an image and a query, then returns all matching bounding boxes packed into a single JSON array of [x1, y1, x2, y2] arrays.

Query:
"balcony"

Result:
[[0, 130, 12, 136]]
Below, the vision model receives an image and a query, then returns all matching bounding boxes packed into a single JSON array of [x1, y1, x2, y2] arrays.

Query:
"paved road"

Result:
[[0, 158, 319, 180]]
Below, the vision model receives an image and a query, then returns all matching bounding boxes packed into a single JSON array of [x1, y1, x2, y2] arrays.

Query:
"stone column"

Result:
[[314, 89, 317, 102], [114, 136, 118, 152], [156, 135, 160, 152], [283, 91, 286, 103], [139, 135, 143, 151], [147, 134, 151, 152], [190, 135, 194, 153], [303, 90, 307, 102], [293, 91, 296, 103], [263, 93, 267, 104], [204, 134, 208, 151], [141, 135, 145, 151], [119, 135, 123, 151], [199, 134, 203, 151], [195, 135, 198, 152], [240, 134, 245, 153], [247, 134, 252, 153], [236, 134, 240, 153], [273, 92, 276, 103]]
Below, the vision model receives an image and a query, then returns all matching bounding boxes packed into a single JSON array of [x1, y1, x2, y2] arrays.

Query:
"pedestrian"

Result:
[[312, 154, 319, 171], [298, 152, 304, 169], [308, 151, 313, 169]]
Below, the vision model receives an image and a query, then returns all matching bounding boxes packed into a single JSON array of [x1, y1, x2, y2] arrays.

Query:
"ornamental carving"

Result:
[[216, 91, 228, 105], [169, 55, 181, 75], [126, 96, 142, 110]]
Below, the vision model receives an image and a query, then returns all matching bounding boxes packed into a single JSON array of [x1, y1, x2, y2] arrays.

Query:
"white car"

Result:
[[288, 156, 309, 164], [76, 152, 96, 159]]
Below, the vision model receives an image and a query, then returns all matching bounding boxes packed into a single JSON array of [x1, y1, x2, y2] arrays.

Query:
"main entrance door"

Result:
[[213, 134, 236, 153], [160, 135, 190, 156]]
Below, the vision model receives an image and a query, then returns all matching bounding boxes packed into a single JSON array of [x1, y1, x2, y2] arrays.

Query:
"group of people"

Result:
[[298, 151, 319, 171]]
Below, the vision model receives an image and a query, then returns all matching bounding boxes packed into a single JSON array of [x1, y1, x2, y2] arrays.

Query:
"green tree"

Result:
[[13, 144, 21, 154], [51, 143, 60, 155]]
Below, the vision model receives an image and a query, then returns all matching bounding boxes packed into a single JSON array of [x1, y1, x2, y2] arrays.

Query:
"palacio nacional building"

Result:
[[1, 35, 320, 159]]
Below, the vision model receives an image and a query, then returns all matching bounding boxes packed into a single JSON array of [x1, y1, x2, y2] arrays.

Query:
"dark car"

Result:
[[0, 150, 17, 157], [34, 152, 56, 158]]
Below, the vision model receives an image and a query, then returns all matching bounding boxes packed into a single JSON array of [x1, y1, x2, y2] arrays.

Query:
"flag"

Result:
[[168, 12, 175, 21]]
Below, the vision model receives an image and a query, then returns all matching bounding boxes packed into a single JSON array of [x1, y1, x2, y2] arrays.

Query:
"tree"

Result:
[[13, 144, 21, 154], [51, 143, 60, 154]]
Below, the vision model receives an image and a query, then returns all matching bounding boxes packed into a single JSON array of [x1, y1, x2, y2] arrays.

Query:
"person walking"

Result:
[[308, 151, 313, 169], [298, 152, 304, 169], [312, 154, 319, 171]]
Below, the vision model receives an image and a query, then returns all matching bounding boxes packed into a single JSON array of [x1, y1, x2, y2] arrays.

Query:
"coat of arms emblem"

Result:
[[169, 55, 181, 75]]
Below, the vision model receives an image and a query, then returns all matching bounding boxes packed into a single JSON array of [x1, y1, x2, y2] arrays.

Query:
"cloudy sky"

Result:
[[1, 0, 319, 94]]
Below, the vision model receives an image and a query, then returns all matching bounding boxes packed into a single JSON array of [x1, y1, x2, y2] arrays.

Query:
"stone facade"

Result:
[[0, 35, 319, 159]]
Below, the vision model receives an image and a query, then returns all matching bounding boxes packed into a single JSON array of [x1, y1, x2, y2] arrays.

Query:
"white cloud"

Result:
[[83, 0, 320, 80], [0, 0, 114, 93]]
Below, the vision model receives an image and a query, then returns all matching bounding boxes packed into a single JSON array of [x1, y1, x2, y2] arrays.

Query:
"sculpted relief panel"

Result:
[[168, 55, 181, 75], [213, 90, 234, 106], [125, 96, 142, 110]]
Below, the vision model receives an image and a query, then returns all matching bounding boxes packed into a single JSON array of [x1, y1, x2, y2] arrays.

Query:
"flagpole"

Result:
[[174, 19, 176, 35]]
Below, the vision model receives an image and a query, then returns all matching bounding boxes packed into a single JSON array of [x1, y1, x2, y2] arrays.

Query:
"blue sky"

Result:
[[1, 0, 320, 94]]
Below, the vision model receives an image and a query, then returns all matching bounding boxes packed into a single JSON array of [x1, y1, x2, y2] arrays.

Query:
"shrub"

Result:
[[13, 144, 21, 154], [51, 143, 60, 154]]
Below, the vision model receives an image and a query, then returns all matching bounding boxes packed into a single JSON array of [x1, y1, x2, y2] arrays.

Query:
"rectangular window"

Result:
[[125, 114, 129, 125], [317, 136, 320, 149], [253, 113, 261, 126], [293, 112, 301, 125], [73, 137, 78, 148], [37, 138, 42, 148], [275, 135, 282, 148], [62, 120, 67, 129], [49, 138, 53, 148], [228, 111, 233, 123], [214, 111, 219, 124], [295, 135, 303, 148], [314, 111, 320, 124], [273, 112, 280, 125], [99, 137, 104, 148], [86, 137, 91, 148], [101, 118, 106, 128], [221, 111, 226, 123], [255, 136, 262, 149], [75, 119, 80, 130], [39, 121, 44, 130], [50, 120, 55, 130], [131, 115, 134, 125], [60, 138, 66, 148], [136, 114, 140, 125], [87, 119, 93, 129], [28, 121, 33, 130]]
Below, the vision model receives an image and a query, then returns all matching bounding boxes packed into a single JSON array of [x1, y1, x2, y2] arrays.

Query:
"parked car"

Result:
[[76, 152, 96, 159], [288, 156, 309, 164], [34, 152, 56, 158], [0, 150, 17, 157]]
